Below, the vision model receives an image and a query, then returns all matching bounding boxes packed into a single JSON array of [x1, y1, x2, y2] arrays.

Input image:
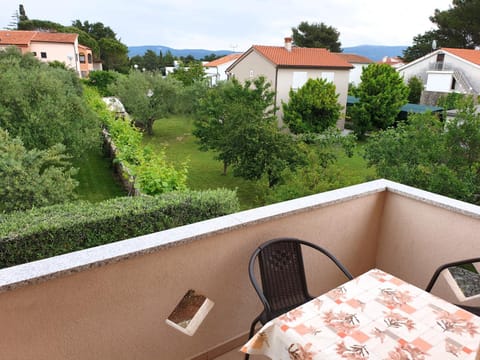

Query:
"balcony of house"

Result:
[[0, 179, 479, 359]]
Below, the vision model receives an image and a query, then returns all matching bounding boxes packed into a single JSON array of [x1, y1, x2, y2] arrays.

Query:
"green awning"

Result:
[[347, 96, 443, 114]]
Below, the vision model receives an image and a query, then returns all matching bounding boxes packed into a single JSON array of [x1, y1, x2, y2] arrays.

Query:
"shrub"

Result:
[[0, 189, 239, 268], [84, 86, 188, 195], [282, 78, 341, 134]]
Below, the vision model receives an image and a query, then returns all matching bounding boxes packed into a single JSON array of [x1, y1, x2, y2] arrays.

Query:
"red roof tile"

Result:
[[78, 44, 92, 51], [32, 32, 77, 44], [336, 53, 373, 64], [0, 30, 77, 46], [377, 56, 405, 66], [252, 45, 352, 69], [0, 30, 34, 45], [204, 53, 242, 67], [442, 48, 480, 66]]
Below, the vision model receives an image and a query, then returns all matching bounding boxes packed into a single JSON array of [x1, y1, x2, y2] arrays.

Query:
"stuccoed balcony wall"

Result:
[[0, 179, 479, 359]]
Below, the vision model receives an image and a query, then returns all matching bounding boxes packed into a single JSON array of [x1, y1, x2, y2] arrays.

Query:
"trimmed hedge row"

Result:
[[0, 189, 239, 268]]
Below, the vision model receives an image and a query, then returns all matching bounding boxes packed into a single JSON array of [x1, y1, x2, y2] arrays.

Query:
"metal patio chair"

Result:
[[425, 257, 480, 317], [245, 237, 353, 359]]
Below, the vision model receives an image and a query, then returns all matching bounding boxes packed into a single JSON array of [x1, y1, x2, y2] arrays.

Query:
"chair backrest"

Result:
[[425, 257, 480, 292], [249, 237, 353, 321]]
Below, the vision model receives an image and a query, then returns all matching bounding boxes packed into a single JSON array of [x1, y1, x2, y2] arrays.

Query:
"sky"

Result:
[[2, 0, 453, 51]]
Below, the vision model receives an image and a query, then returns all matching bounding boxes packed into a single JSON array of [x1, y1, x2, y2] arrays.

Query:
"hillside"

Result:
[[128, 45, 233, 59], [342, 45, 407, 61], [128, 44, 407, 62]]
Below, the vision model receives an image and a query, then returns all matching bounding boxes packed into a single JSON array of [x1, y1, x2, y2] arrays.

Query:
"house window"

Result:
[[88, 54, 92, 64], [451, 77, 456, 90], [435, 53, 445, 70], [32, 51, 37, 56], [292, 71, 307, 90], [40, 52, 47, 59], [249, 70, 254, 78], [79, 53, 86, 63]]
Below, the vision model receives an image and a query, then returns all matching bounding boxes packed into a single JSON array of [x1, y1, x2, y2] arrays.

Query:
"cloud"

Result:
[[2, 0, 453, 50]]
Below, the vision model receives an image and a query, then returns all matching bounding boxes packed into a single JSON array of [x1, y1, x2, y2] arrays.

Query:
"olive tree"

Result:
[[111, 70, 181, 134], [0, 47, 100, 157], [0, 129, 78, 213], [194, 77, 303, 187]]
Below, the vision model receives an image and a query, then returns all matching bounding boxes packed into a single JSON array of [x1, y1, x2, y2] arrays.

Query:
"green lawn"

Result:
[[142, 116, 376, 209], [74, 147, 126, 202], [332, 141, 377, 184], [74, 117, 375, 209], [143, 116, 264, 209]]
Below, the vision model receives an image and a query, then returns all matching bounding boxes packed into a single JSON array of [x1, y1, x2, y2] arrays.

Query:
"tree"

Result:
[[264, 128, 356, 202], [403, 1, 480, 61], [201, 53, 220, 62], [143, 49, 160, 71], [72, 20, 116, 40], [403, 30, 441, 62], [282, 78, 341, 134], [291, 21, 342, 52], [170, 62, 206, 86], [194, 77, 303, 186], [0, 128, 78, 213], [164, 50, 175, 66], [364, 99, 480, 204], [98, 37, 129, 72], [86, 70, 119, 96], [17, 13, 129, 72], [110, 71, 181, 134], [407, 76, 424, 104], [0, 47, 100, 157], [18, 4, 28, 21], [350, 64, 409, 138], [431, 0, 480, 49]]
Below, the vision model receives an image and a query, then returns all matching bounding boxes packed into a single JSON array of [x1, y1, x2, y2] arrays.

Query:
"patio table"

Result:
[[242, 268, 480, 359]]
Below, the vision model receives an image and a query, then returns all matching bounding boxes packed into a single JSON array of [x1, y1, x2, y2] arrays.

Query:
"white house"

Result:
[[203, 53, 242, 86], [398, 47, 480, 104], [226, 37, 353, 129], [336, 53, 374, 85]]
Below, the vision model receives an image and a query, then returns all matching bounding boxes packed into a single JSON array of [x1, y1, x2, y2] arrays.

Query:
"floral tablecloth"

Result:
[[241, 268, 480, 359]]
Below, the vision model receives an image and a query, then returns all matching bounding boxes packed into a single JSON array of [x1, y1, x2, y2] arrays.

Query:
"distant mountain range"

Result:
[[128, 45, 233, 60], [128, 45, 407, 62], [342, 45, 407, 61]]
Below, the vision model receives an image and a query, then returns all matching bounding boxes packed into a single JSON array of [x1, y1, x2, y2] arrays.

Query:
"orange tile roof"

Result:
[[378, 56, 405, 65], [0, 30, 34, 45], [78, 44, 92, 51], [0, 30, 77, 46], [252, 45, 353, 69], [32, 32, 77, 44], [336, 53, 373, 64], [442, 48, 480, 66], [204, 53, 242, 67]]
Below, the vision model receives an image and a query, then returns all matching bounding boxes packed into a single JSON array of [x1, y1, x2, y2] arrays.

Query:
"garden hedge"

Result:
[[0, 189, 239, 268]]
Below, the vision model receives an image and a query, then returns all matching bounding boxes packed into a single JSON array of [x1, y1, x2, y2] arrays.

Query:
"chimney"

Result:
[[284, 37, 292, 52]]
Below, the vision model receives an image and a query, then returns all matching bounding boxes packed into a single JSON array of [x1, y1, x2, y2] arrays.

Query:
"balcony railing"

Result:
[[0, 179, 479, 359]]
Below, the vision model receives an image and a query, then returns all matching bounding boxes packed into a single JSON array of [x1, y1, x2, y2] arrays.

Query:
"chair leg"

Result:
[[245, 315, 261, 360]]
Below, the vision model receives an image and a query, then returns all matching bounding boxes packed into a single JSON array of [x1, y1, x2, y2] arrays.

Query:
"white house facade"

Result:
[[226, 38, 353, 129], [204, 53, 241, 86], [397, 48, 480, 104], [336, 53, 374, 85]]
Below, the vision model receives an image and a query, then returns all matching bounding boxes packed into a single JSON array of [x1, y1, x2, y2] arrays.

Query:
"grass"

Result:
[[142, 116, 376, 209], [143, 116, 264, 209], [73, 147, 126, 202], [74, 116, 375, 209], [332, 141, 377, 184]]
